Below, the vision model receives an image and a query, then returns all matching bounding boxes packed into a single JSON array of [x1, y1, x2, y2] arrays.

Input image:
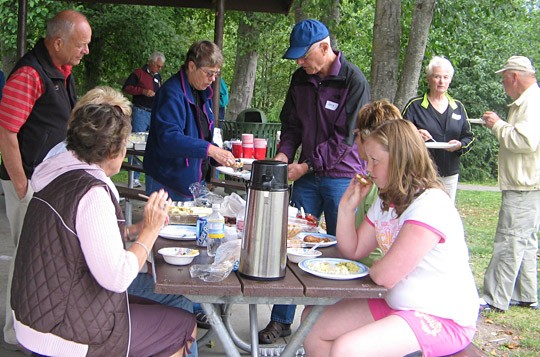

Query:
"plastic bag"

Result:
[[189, 182, 223, 207], [189, 240, 241, 282], [220, 192, 246, 218]]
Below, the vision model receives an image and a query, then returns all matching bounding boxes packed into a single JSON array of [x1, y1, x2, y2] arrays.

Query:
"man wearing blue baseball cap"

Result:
[[260, 19, 370, 344]]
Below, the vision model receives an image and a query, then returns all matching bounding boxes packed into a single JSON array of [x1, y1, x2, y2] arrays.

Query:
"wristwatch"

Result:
[[304, 160, 314, 174]]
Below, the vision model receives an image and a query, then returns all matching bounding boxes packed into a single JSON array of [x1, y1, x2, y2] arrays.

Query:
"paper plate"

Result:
[[299, 258, 369, 280], [159, 225, 197, 240], [296, 232, 337, 248], [425, 142, 458, 149]]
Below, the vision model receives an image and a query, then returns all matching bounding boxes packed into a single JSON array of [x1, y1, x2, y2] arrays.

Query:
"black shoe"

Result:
[[258, 321, 292, 344], [510, 301, 539, 309], [195, 311, 212, 329]]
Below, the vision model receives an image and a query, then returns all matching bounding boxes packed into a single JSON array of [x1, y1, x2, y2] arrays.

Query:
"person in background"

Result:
[[10, 87, 196, 356], [0, 69, 5, 100], [260, 19, 370, 344], [480, 55, 540, 312], [402, 55, 474, 203], [303, 119, 478, 357], [354, 100, 402, 227], [0, 10, 91, 351], [143, 40, 235, 201], [122, 51, 165, 188], [219, 77, 229, 120]]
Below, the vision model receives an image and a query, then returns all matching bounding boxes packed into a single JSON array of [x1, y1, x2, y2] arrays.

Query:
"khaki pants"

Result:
[[2, 180, 33, 344], [482, 190, 540, 310], [440, 173, 459, 203]]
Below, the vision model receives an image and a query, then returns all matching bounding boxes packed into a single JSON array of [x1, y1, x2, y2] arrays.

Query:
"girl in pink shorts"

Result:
[[302, 119, 478, 356]]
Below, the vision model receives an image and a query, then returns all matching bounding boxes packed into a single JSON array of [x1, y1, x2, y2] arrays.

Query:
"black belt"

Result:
[[134, 105, 152, 112]]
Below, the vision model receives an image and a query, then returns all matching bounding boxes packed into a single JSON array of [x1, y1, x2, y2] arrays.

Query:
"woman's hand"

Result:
[[208, 145, 236, 167], [143, 189, 171, 234], [418, 129, 433, 142], [446, 139, 462, 152]]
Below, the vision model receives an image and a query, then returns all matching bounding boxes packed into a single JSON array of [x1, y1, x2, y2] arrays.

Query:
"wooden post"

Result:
[[213, 0, 225, 127], [17, 0, 27, 59]]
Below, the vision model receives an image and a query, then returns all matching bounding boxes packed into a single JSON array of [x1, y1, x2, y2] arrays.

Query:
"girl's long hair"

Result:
[[368, 120, 444, 216]]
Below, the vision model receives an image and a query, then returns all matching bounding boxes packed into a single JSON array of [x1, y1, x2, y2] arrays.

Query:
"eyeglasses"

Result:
[[299, 43, 321, 62], [198, 67, 221, 79]]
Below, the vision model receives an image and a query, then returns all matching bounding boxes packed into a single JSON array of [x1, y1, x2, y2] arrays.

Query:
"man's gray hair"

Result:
[[149, 52, 166, 64]]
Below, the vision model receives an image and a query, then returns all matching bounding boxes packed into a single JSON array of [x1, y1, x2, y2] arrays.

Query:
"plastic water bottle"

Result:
[[207, 203, 225, 257]]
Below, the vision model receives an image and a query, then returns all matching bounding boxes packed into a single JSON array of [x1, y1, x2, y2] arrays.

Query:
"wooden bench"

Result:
[[116, 185, 146, 201], [404, 343, 486, 357]]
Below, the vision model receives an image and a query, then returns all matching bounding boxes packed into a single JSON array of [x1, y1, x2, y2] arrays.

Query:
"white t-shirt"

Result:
[[366, 188, 478, 327]]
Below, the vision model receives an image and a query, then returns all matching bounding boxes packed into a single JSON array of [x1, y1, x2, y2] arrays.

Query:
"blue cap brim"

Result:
[[283, 45, 311, 60]]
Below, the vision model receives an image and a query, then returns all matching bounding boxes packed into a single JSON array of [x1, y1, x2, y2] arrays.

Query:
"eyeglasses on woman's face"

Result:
[[198, 67, 221, 79]]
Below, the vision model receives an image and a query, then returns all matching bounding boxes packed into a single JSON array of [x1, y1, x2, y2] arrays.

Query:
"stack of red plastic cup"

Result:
[[231, 140, 243, 158], [242, 133, 254, 159], [253, 138, 267, 160]]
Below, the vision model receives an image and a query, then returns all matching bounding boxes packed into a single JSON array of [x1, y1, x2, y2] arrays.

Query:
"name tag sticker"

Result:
[[451, 113, 462, 120], [325, 101, 338, 111]]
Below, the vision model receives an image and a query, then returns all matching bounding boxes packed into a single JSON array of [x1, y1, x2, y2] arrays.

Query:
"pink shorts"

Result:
[[368, 299, 476, 357]]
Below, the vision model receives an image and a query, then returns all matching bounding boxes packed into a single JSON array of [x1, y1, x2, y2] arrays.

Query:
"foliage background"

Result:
[[1, 0, 540, 182]]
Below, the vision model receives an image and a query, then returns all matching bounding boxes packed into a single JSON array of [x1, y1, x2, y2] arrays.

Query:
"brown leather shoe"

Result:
[[258, 321, 291, 344]]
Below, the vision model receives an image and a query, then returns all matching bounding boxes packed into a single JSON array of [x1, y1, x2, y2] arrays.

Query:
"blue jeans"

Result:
[[290, 174, 350, 235], [130, 106, 151, 180], [271, 174, 350, 325], [128, 273, 198, 356]]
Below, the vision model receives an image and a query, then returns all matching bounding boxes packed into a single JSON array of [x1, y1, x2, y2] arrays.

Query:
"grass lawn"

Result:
[[457, 189, 540, 356]]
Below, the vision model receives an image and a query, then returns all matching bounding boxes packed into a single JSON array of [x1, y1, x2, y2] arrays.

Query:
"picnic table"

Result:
[[152, 238, 387, 357]]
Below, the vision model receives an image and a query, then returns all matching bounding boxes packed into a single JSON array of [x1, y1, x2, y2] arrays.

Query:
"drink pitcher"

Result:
[[239, 160, 289, 280]]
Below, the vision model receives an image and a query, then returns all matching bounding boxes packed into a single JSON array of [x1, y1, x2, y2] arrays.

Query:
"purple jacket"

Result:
[[278, 52, 369, 177]]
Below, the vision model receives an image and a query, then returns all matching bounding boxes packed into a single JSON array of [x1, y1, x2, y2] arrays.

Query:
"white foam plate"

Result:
[[425, 142, 458, 149], [468, 118, 486, 124], [159, 225, 197, 240], [296, 232, 337, 248], [299, 258, 369, 280], [216, 166, 251, 180]]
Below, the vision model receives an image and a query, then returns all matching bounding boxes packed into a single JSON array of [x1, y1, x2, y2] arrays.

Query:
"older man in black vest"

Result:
[[0, 9, 91, 350]]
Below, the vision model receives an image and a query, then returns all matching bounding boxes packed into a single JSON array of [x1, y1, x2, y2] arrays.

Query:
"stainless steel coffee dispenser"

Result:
[[238, 160, 289, 280]]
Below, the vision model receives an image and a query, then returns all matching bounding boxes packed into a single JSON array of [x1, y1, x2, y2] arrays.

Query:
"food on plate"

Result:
[[355, 173, 370, 185], [287, 236, 304, 248], [303, 235, 332, 243], [306, 261, 360, 275], [175, 249, 198, 256], [295, 213, 319, 227], [168, 206, 212, 216], [287, 225, 303, 239], [231, 159, 244, 171], [169, 206, 194, 215]]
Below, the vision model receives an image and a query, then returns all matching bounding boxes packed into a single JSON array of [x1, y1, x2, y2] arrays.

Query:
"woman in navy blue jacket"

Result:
[[402, 56, 474, 202], [144, 41, 235, 201]]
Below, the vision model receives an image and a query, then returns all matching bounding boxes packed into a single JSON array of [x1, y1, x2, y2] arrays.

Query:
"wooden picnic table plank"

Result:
[[238, 268, 304, 298], [153, 238, 242, 297]]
